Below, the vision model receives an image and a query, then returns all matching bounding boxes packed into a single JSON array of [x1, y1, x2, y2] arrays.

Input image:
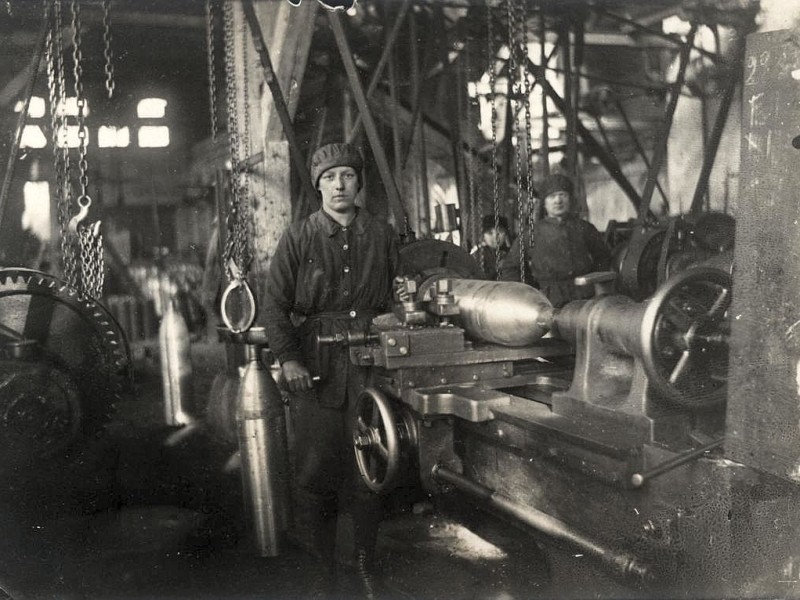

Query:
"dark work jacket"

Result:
[[471, 244, 510, 281], [262, 208, 399, 408], [498, 215, 611, 308]]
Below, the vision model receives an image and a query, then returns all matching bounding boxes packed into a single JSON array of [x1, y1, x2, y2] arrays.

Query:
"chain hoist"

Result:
[[102, 0, 114, 99], [487, 2, 501, 278], [205, 0, 218, 142], [220, 0, 255, 333], [68, 0, 104, 299]]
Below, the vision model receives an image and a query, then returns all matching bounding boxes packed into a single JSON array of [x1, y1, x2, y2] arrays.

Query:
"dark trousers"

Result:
[[289, 385, 383, 565]]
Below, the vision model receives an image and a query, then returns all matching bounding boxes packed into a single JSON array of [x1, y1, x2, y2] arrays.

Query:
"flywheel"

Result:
[[0, 268, 132, 464]]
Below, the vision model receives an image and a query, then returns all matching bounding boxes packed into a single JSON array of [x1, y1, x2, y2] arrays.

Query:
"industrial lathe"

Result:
[[315, 237, 800, 597]]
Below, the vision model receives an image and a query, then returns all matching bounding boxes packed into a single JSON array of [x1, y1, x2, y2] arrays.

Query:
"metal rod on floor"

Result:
[[431, 465, 652, 582]]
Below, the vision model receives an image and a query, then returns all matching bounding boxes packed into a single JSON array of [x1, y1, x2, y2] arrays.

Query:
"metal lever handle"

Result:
[[630, 438, 724, 488]]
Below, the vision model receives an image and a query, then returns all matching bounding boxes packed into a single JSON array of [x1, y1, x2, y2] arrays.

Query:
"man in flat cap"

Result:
[[499, 173, 611, 307], [263, 142, 399, 598]]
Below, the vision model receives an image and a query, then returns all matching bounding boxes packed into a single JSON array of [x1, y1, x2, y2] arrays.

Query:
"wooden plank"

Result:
[[726, 30, 800, 481]]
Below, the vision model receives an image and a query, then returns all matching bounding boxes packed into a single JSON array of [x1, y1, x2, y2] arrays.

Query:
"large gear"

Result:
[[0, 268, 132, 464]]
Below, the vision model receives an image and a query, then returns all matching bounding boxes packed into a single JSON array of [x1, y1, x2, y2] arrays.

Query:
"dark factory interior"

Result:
[[2, 0, 800, 598]]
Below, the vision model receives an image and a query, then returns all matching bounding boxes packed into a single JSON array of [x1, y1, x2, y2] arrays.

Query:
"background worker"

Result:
[[498, 173, 611, 307], [471, 214, 511, 281], [262, 142, 399, 598]]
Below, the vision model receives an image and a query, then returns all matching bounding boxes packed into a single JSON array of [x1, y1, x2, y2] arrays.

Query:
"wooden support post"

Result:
[[328, 10, 407, 231], [613, 96, 669, 210], [241, 0, 317, 204], [540, 12, 550, 179], [635, 23, 697, 226], [562, 22, 577, 177], [526, 54, 647, 217], [347, 0, 412, 145], [689, 33, 745, 215], [409, 10, 430, 238]]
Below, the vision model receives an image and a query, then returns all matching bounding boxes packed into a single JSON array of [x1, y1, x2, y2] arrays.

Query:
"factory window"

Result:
[[20, 125, 47, 149], [21, 181, 51, 241], [55, 96, 90, 117], [55, 125, 89, 149], [137, 98, 167, 118], [13, 96, 46, 118], [98, 126, 130, 148], [137, 126, 170, 148]]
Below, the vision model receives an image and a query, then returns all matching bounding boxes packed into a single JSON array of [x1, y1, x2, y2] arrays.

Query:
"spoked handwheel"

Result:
[[353, 387, 416, 493], [640, 267, 732, 407]]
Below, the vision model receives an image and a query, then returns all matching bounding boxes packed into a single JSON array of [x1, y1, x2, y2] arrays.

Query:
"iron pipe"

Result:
[[432, 465, 651, 582]]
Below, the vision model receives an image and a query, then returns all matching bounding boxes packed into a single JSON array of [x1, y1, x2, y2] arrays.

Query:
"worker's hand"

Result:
[[281, 360, 314, 392]]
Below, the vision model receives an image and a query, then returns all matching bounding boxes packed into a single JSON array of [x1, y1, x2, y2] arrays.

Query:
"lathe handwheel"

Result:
[[353, 387, 400, 493], [640, 267, 731, 406]]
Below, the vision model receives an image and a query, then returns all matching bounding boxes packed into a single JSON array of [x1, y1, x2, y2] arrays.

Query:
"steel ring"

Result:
[[220, 278, 257, 333]]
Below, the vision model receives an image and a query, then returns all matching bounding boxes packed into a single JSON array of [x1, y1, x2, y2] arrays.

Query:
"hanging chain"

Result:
[[222, 0, 252, 282], [520, 0, 534, 209], [46, 0, 72, 287], [464, 45, 482, 272], [520, 1, 536, 279], [102, 0, 114, 98], [487, 2, 501, 277], [71, 0, 104, 298], [72, 0, 88, 201], [237, 21, 253, 275], [205, 0, 218, 142], [508, 0, 526, 283]]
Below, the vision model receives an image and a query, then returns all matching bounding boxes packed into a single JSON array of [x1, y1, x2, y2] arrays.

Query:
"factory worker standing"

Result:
[[499, 173, 611, 308], [262, 142, 399, 598]]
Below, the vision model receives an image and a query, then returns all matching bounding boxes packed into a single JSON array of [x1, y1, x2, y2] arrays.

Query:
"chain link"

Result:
[[205, 0, 218, 142], [102, 0, 114, 98], [80, 225, 104, 298]]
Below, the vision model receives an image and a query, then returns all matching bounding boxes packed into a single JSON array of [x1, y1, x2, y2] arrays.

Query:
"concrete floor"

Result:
[[0, 340, 625, 600]]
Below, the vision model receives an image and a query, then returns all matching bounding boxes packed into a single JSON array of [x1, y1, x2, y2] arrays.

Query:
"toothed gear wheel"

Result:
[[0, 268, 131, 463]]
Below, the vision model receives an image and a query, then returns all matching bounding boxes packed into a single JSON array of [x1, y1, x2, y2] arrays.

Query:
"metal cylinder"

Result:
[[431, 465, 651, 582], [236, 341, 291, 557], [158, 297, 194, 426], [447, 279, 555, 346], [554, 295, 646, 357]]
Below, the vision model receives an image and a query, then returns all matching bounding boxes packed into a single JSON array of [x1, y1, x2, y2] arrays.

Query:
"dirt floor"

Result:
[[0, 339, 628, 600]]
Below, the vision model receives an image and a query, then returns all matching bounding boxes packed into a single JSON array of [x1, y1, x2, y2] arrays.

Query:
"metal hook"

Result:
[[68, 195, 92, 235]]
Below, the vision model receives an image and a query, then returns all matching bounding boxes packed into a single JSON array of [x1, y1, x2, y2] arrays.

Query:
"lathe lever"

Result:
[[629, 438, 724, 488]]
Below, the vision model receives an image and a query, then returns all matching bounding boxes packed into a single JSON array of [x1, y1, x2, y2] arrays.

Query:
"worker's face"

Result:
[[318, 166, 359, 214], [483, 227, 508, 249], [544, 191, 570, 218]]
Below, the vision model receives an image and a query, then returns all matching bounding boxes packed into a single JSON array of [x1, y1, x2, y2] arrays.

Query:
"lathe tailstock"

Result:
[[317, 237, 800, 597]]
